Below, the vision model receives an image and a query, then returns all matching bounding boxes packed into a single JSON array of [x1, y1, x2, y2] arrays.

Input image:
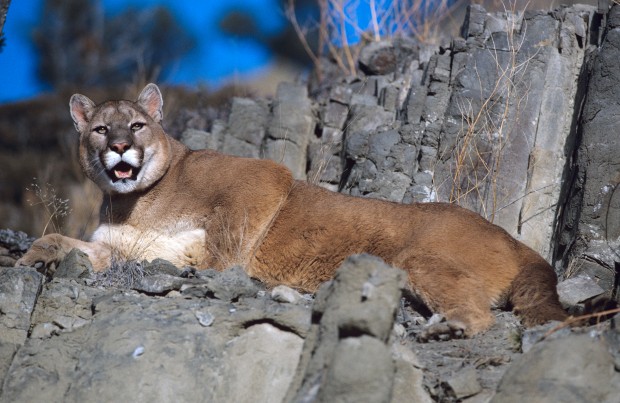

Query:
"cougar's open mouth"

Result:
[[107, 161, 140, 182]]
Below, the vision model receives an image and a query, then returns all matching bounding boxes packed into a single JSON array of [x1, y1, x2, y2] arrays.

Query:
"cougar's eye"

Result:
[[94, 126, 108, 134], [131, 122, 145, 132]]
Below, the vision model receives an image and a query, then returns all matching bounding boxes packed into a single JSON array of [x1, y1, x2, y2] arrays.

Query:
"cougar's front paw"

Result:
[[15, 235, 65, 275], [416, 314, 467, 342]]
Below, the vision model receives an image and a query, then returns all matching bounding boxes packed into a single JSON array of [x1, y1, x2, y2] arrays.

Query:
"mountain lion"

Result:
[[16, 84, 567, 336]]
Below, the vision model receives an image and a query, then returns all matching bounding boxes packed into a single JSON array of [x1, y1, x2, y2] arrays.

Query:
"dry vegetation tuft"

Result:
[[93, 258, 145, 288], [26, 179, 72, 237], [444, 1, 533, 222], [286, 0, 461, 80]]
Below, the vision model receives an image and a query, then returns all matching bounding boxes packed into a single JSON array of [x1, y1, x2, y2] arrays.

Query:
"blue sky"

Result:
[[0, 0, 288, 103], [0, 0, 451, 104]]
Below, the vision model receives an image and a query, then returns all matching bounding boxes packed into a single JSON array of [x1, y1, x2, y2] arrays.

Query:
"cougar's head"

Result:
[[70, 84, 172, 194]]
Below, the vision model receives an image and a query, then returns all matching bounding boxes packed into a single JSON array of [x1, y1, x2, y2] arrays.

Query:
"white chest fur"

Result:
[[91, 223, 206, 267]]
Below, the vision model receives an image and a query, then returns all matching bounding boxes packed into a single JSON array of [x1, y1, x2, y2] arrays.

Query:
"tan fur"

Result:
[[16, 84, 567, 336]]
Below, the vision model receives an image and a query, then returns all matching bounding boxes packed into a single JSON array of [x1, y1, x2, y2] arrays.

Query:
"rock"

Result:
[[0, 284, 312, 402], [186, 265, 259, 301], [444, 367, 483, 400], [134, 273, 193, 294], [0, 229, 35, 254], [29, 322, 61, 339], [4, 294, 218, 402], [329, 85, 353, 104], [263, 140, 305, 178], [54, 248, 93, 279], [462, 391, 496, 403], [52, 315, 89, 331], [143, 258, 184, 276], [271, 285, 304, 304], [391, 344, 432, 403], [344, 76, 423, 203], [557, 274, 605, 307], [180, 125, 223, 152], [0, 267, 43, 345], [492, 334, 620, 403], [264, 82, 314, 179], [180, 128, 210, 150], [379, 85, 400, 111], [307, 138, 343, 185], [515, 29, 586, 258], [213, 323, 304, 403], [29, 278, 106, 337], [194, 310, 214, 327], [520, 322, 571, 353], [555, 3, 620, 288], [359, 41, 398, 75], [350, 93, 378, 106], [358, 39, 418, 76], [222, 97, 268, 158], [91, 260, 175, 293], [0, 254, 16, 267], [322, 101, 349, 129], [318, 335, 395, 403], [461, 4, 487, 38], [0, 343, 18, 388], [230, 298, 312, 338], [285, 254, 406, 402], [408, 3, 598, 261], [607, 313, 620, 368]]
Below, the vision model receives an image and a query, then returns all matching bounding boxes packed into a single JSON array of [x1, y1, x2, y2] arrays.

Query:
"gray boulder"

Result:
[[285, 254, 421, 403], [492, 334, 620, 403]]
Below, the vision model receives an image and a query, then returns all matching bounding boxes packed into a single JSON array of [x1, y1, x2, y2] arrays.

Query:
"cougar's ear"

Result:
[[69, 94, 96, 133], [137, 83, 163, 123]]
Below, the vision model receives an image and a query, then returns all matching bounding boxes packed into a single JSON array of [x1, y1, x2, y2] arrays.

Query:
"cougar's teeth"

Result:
[[114, 168, 133, 179]]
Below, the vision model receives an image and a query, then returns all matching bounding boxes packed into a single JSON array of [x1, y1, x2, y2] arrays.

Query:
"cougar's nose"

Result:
[[110, 142, 130, 154]]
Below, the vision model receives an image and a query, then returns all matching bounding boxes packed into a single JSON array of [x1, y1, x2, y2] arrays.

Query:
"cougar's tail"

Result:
[[509, 260, 568, 326]]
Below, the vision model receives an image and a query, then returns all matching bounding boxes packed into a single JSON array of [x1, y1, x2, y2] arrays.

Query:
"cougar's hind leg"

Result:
[[400, 252, 496, 338]]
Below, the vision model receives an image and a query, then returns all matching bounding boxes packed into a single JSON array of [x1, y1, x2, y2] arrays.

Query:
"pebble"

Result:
[[195, 311, 215, 327], [271, 285, 303, 304]]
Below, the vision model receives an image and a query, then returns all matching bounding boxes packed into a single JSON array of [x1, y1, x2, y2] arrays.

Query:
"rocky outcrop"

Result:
[[3, 233, 620, 402], [182, 82, 314, 180], [286, 255, 407, 403], [0, 262, 306, 402], [492, 332, 620, 403], [0, 254, 433, 403], [555, 4, 620, 296]]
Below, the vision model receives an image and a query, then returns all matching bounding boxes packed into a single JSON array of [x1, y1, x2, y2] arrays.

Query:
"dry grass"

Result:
[[542, 307, 620, 338], [286, 0, 462, 81], [288, 0, 552, 221], [93, 258, 145, 289], [25, 179, 72, 237], [308, 140, 339, 186], [97, 198, 172, 264], [437, 1, 539, 223], [564, 257, 585, 280], [204, 209, 250, 270]]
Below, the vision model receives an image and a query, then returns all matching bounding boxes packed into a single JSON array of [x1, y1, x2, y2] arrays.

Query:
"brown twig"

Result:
[[542, 307, 620, 339]]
